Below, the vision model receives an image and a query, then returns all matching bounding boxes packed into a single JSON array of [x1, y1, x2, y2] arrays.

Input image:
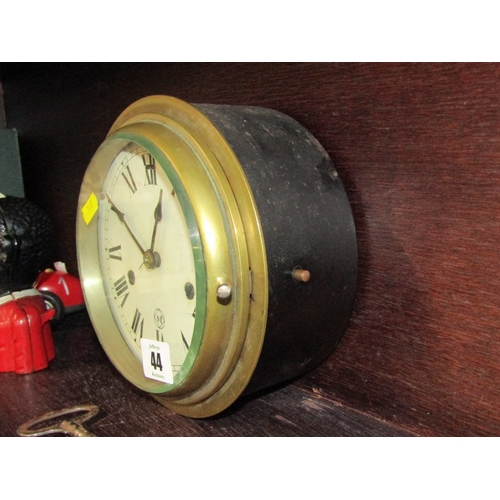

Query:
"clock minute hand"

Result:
[[150, 189, 163, 253], [106, 195, 146, 255]]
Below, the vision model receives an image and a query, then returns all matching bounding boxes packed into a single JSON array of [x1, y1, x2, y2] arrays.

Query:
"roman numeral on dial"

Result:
[[114, 275, 129, 307], [143, 153, 157, 185], [181, 331, 190, 351], [108, 245, 122, 260], [131, 308, 144, 339], [122, 165, 138, 193]]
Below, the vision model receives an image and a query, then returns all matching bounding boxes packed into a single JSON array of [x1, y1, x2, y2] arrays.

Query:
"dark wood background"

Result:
[[1, 62, 499, 436]]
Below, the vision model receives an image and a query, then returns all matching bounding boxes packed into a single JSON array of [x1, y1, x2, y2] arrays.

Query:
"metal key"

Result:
[[17, 404, 99, 437]]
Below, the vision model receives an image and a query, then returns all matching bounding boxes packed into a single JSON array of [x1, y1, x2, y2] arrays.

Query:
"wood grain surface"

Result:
[[1, 62, 500, 436], [0, 312, 413, 437]]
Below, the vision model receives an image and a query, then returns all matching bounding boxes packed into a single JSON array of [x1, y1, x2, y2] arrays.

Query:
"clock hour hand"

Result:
[[106, 195, 146, 255]]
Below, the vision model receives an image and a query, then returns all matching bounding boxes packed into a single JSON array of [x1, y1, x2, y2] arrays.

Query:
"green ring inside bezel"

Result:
[[99, 132, 207, 392]]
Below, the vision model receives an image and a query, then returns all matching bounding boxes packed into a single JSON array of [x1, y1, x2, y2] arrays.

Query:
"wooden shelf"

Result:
[[0, 312, 414, 437]]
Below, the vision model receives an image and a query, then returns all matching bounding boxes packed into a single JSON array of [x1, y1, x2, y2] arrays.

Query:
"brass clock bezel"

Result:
[[76, 96, 268, 417]]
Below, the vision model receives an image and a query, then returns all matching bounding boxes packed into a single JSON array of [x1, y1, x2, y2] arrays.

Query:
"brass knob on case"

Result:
[[216, 283, 232, 299], [292, 268, 311, 282]]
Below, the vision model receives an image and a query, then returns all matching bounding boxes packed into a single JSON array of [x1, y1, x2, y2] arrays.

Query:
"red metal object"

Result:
[[34, 262, 85, 327], [0, 289, 56, 374]]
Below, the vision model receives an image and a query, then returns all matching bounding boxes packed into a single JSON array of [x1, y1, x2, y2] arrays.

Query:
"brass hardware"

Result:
[[292, 268, 311, 282], [17, 405, 99, 437]]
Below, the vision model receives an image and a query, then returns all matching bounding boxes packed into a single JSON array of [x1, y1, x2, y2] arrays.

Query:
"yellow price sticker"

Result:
[[82, 192, 99, 225]]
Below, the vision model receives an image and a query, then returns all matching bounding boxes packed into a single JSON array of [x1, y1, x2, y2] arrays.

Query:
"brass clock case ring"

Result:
[[77, 96, 268, 417]]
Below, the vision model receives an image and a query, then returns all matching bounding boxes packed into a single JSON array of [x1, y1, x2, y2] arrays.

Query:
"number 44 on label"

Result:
[[140, 339, 174, 384]]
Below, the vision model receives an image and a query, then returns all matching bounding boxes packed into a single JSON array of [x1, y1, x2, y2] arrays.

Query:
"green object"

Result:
[[0, 129, 24, 197]]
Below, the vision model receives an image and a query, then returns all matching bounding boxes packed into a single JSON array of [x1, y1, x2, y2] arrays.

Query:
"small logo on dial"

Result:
[[154, 308, 165, 329]]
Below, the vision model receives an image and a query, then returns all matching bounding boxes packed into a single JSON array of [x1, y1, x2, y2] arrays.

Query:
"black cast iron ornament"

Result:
[[0, 195, 54, 295]]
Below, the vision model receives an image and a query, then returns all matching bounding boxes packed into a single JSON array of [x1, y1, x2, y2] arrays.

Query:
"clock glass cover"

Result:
[[97, 143, 202, 386]]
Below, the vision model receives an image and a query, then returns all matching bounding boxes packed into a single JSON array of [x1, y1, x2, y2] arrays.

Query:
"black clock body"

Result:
[[195, 104, 358, 394]]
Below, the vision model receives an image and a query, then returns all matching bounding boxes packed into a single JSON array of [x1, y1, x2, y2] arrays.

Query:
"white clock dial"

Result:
[[97, 143, 197, 378]]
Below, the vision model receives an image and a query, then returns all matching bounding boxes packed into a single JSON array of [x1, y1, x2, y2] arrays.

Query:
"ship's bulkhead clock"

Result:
[[76, 96, 357, 417]]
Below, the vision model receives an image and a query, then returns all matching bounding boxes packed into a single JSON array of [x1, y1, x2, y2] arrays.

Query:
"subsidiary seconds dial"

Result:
[[97, 144, 197, 376]]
